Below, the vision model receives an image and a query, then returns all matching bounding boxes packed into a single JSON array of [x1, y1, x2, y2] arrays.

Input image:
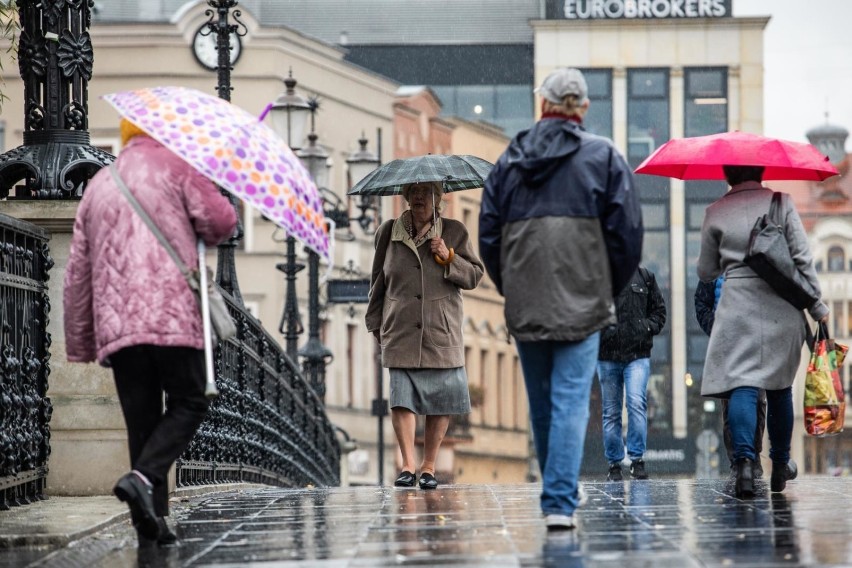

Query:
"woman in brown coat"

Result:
[[366, 181, 484, 489]]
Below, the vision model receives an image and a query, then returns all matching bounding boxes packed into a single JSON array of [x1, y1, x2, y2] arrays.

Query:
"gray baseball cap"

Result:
[[534, 67, 589, 104]]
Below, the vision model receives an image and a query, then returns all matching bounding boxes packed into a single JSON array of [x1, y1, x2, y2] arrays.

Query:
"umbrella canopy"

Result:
[[102, 86, 331, 261], [347, 154, 494, 196], [635, 131, 839, 182]]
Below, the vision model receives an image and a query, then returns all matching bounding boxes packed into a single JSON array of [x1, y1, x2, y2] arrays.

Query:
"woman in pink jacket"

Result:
[[63, 120, 237, 547]]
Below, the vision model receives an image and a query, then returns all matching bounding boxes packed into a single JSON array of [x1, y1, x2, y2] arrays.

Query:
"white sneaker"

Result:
[[545, 514, 576, 531]]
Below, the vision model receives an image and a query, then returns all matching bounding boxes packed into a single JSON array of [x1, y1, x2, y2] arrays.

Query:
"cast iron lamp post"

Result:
[[198, 0, 248, 301], [267, 72, 312, 360], [296, 117, 333, 399]]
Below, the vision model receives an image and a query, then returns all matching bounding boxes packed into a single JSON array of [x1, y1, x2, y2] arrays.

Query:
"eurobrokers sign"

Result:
[[550, 0, 732, 19]]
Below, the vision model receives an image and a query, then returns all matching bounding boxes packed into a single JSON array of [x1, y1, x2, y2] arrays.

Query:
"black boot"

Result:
[[770, 459, 797, 493], [735, 458, 754, 499]]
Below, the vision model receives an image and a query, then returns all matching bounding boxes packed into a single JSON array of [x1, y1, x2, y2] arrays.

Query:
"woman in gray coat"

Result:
[[366, 181, 484, 490], [697, 165, 828, 498]]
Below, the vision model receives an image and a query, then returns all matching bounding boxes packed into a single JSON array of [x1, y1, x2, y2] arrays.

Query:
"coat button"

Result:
[[415, 265, 421, 270], [416, 294, 422, 300], [416, 323, 422, 329]]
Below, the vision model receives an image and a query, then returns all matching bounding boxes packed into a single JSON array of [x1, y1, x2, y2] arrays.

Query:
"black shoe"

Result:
[[606, 463, 623, 481], [418, 472, 438, 490], [394, 471, 416, 487], [770, 459, 797, 493], [114, 473, 160, 540], [156, 517, 178, 546], [735, 458, 755, 499], [630, 460, 648, 480]]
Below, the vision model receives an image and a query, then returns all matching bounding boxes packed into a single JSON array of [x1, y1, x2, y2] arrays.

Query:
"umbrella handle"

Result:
[[198, 239, 219, 400]]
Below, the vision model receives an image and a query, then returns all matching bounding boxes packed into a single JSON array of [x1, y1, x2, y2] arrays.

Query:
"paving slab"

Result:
[[0, 476, 850, 566]]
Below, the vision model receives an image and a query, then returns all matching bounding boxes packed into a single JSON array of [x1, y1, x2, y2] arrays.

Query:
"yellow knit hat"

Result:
[[120, 118, 147, 147]]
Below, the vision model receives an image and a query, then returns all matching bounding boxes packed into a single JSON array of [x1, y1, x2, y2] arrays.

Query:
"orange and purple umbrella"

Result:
[[635, 131, 839, 182], [102, 86, 331, 261]]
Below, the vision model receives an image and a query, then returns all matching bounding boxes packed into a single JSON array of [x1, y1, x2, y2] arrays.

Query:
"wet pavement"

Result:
[[3, 476, 852, 567]]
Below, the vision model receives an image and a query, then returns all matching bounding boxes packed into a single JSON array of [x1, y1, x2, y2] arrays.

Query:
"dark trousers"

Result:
[[721, 388, 767, 466], [111, 345, 210, 516]]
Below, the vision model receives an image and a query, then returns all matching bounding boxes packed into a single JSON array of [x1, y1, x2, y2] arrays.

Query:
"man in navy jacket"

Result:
[[479, 67, 643, 531]]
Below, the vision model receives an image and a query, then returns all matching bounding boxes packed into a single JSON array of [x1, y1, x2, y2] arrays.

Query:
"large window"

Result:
[[432, 84, 533, 137], [627, 69, 670, 200], [683, 68, 728, 444], [581, 68, 612, 139], [828, 245, 846, 272], [685, 67, 728, 137], [628, 69, 671, 433]]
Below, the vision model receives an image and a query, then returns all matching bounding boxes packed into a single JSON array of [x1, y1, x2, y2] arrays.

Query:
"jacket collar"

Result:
[[728, 180, 765, 194], [392, 212, 443, 254]]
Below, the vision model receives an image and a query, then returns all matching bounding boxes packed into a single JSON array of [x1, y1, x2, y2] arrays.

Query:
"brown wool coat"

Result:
[[366, 216, 484, 368]]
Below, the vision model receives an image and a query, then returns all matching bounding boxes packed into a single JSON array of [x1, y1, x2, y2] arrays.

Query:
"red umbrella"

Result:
[[635, 131, 839, 181]]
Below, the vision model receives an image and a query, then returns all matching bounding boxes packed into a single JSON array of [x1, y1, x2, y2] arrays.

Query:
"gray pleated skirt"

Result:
[[389, 367, 471, 415]]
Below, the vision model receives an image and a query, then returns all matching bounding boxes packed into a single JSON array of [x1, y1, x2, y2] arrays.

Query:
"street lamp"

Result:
[[346, 133, 381, 188], [267, 71, 312, 360], [268, 71, 312, 151], [345, 134, 382, 235], [297, 132, 330, 189]]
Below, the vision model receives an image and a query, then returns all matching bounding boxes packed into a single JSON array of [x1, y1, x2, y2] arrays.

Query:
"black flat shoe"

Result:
[[418, 472, 438, 490], [394, 471, 416, 487], [114, 473, 160, 540], [770, 459, 797, 493]]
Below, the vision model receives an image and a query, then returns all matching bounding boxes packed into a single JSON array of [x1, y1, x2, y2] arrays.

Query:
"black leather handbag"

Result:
[[743, 192, 818, 310]]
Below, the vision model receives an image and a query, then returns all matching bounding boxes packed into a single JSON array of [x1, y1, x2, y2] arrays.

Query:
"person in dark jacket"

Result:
[[695, 276, 766, 479], [479, 67, 643, 531], [598, 266, 666, 481]]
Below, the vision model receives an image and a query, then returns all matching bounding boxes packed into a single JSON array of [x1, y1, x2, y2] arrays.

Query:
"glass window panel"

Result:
[[495, 85, 532, 122], [641, 203, 667, 229], [630, 70, 667, 97], [582, 69, 612, 138], [685, 68, 727, 137], [431, 86, 457, 115], [828, 246, 845, 272], [583, 69, 612, 96], [642, 231, 670, 287], [456, 86, 495, 121], [687, 69, 725, 98], [686, 232, 702, 289], [689, 335, 710, 363], [686, 102, 727, 137], [627, 99, 669, 162]]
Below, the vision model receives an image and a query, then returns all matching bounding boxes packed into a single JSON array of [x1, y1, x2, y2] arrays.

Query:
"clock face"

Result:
[[192, 26, 241, 71]]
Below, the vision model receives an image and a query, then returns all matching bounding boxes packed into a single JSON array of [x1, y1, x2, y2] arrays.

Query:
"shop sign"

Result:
[[553, 0, 732, 20]]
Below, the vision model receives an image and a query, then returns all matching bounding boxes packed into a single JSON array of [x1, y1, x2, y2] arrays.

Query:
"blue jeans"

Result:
[[516, 333, 599, 517], [728, 386, 792, 463], [597, 358, 651, 464]]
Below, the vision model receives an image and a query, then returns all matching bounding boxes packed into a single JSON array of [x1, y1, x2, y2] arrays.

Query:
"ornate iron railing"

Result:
[[0, 213, 53, 509], [177, 291, 340, 488]]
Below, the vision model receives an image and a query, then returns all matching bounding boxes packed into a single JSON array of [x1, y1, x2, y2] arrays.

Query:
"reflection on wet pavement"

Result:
[[10, 477, 852, 566]]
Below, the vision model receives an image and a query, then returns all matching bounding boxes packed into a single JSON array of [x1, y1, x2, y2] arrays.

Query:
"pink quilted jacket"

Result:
[[64, 136, 237, 364]]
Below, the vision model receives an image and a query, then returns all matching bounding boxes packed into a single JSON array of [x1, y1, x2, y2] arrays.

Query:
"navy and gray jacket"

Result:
[[479, 117, 643, 342]]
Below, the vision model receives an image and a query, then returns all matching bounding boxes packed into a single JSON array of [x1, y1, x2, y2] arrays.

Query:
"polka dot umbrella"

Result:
[[102, 86, 330, 262]]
